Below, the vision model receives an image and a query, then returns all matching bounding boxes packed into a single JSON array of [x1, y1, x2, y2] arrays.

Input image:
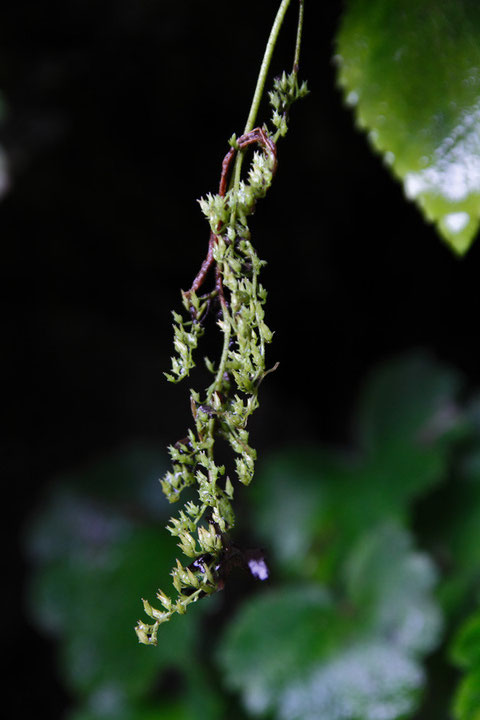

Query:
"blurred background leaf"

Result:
[[451, 608, 480, 720], [251, 352, 465, 583], [336, 0, 480, 254], [435, 439, 480, 614], [217, 585, 344, 716], [218, 524, 442, 720], [24, 444, 224, 720]]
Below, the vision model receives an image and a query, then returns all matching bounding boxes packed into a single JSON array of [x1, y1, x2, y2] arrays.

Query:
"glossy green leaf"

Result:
[[218, 525, 442, 720], [217, 585, 348, 716], [344, 525, 442, 654], [336, 0, 480, 254], [279, 643, 423, 720], [451, 609, 480, 720]]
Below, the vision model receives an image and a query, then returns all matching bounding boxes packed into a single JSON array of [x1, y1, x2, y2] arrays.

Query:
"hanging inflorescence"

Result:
[[136, 71, 307, 646]]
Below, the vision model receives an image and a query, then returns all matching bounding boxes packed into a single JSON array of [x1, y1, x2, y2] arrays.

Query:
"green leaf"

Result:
[[252, 353, 461, 581], [67, 665, 225, 720], [449, 475, 480, 578], [250, 448, 342, 575], [343, 524, 443, 655], [453, 671, 480, 720], [451, 609, 480, 720], [452, 611, 480, 668], [218, 525, 442, 720], [355, 351, 462, 454], [68, 700, 188, 720], [422, 395, 480, 613], [336, 0, 480, 254], [217, 585, 347, 716], [348, 351, 463, 528], [24, 445, 207, 707], [279, 643, 424, 720]]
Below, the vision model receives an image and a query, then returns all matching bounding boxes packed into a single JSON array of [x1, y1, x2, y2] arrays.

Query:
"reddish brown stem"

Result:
[[185, 128, 277, 304], [220, 146, 236, 197], [187, 231, 216, 297]]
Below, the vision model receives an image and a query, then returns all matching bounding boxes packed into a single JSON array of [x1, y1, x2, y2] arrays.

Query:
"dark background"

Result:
[[2, 0, 480, 715]]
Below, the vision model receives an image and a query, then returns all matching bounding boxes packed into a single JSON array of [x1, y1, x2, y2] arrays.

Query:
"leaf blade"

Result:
[[336, 0, 480, 254]]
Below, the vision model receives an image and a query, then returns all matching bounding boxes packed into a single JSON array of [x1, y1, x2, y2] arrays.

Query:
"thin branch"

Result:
[[244, 0, 293, 135], [293, 0, 305, 74]]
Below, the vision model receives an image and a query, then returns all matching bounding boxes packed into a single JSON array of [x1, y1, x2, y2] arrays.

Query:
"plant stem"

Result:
[[230, 0, 291, 204], [209, 305, 231, 398], [293, 0, 305, 73], [231, 0, 304, 205], [244, 0, 293, 134]]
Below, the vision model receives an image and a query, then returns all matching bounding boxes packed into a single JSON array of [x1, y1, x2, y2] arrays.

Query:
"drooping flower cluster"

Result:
[[136, 72, 307, 646]]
